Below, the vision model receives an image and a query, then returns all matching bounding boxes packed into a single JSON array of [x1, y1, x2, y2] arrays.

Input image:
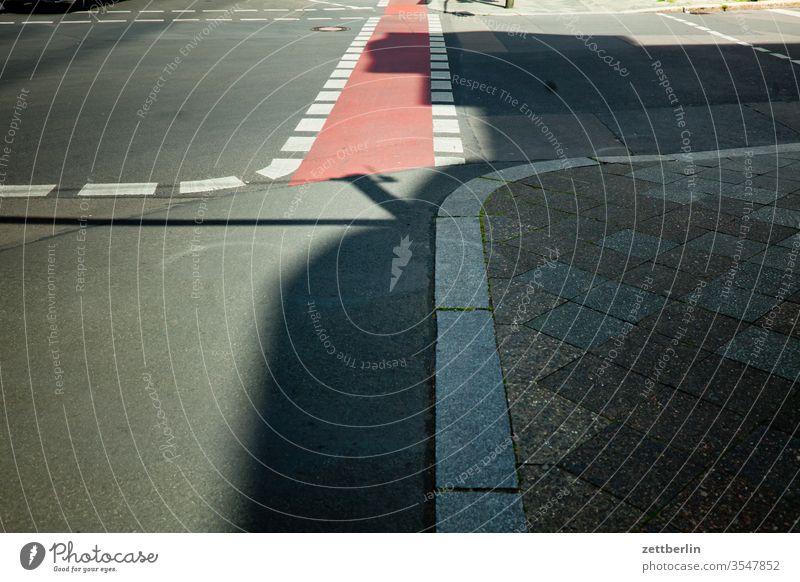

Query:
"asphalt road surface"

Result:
[[2, 0, 800, 531]]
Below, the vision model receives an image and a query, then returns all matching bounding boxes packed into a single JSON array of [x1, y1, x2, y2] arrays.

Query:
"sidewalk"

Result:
[[481, 150, 800, 531], [427, 0, 800, 16]]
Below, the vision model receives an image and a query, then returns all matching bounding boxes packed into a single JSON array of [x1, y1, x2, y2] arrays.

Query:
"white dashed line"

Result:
[[659, 13, 798, 64], [78, 183, 158, 197], [0, 185, 55, 198], [179, 176, 245, 194]]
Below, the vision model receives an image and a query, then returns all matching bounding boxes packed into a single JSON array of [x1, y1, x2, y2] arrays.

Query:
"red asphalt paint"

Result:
[[289, 4, 432, 185]]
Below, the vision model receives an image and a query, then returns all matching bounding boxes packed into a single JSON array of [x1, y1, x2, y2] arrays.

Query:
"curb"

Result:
[[432, 142, 800, 532]]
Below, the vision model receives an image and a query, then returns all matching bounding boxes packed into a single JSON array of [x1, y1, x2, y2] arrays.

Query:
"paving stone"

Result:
[[686, 231, 766, 259], [720, 183, 785, 204], [483, 216, 537, 242], [772, 388, 800, 437], [564, 165, 608, 182], [695, 167, 747, 185], [622, 262, 710, 298], [522, 172, 589, 194], [754, 302, 800, 339], [626, 164, 693, 184], [436, 311, 517, 489], [584, 200, 677, 226], [495, 324, 583, 386], [775, 191, 800, 210], [640, 301, 742, 351], [719, 155, 794, 174], [505, 217, 612, 252], [559, 424, 707, 511], [727, 262, 800, 298], [595, 325, 715, 387], [485, 242, 543, 279], [776, 232, 800, 248], [636, 214, 706, 244], [692, 277, 779, 322], [514, 187, 603, 214], [436, 492, 526, 533], [747, 245, 800, 270], [673, 354, 797, 422], [519, 465, 645, 532], [505, 383, 609, 464], [526, 302, 631, 350], [640, 181, 716, 205], [599, 229, 678, 260], [750, 173, 800, 195], [602, 163, 637, 177], [516, 260, 605, 300], [751, 206, 800, 228], [575, 280, 667, 323], [636, 207, 732, 244], [541, 353, 651, 421], [589, 325, 673, 372], [566, 242, 649, 280], [717, 217, 797, 245], [629, 384, 750, 456], [656, 245, 735, 277], [489, 277, 565, 325], [482, 187, 528, 216], [656, 469, 797, 532], [719, 326, 800, 381], [717, 426, 800, 493]]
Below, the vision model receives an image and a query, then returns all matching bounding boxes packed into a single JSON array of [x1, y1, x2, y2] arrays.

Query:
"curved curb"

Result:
[[432, 142, 800, 532]]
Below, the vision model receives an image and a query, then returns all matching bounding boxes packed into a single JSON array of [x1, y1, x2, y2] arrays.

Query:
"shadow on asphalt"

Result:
[[0, 0, 122, 14]]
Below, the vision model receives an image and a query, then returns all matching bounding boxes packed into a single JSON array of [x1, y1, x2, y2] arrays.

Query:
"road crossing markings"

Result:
[[429, 13, 465, 167]]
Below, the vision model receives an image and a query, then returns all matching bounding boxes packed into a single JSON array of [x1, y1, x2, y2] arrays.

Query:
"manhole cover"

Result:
[[312, 26, 349, 32]]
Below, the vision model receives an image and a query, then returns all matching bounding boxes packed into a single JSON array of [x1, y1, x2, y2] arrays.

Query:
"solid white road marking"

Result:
[[78, 182, 157, 197]]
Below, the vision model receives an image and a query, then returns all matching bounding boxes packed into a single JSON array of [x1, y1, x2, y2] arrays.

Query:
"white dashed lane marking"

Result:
[[179, 176, 245, 195], [0, 185, 55, 198], [78, 183, 158, 197], [659, 13, 800, 65]]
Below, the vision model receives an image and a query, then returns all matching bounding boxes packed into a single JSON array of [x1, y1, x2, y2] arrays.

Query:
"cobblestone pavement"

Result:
[[482, 151, 800, 532]]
